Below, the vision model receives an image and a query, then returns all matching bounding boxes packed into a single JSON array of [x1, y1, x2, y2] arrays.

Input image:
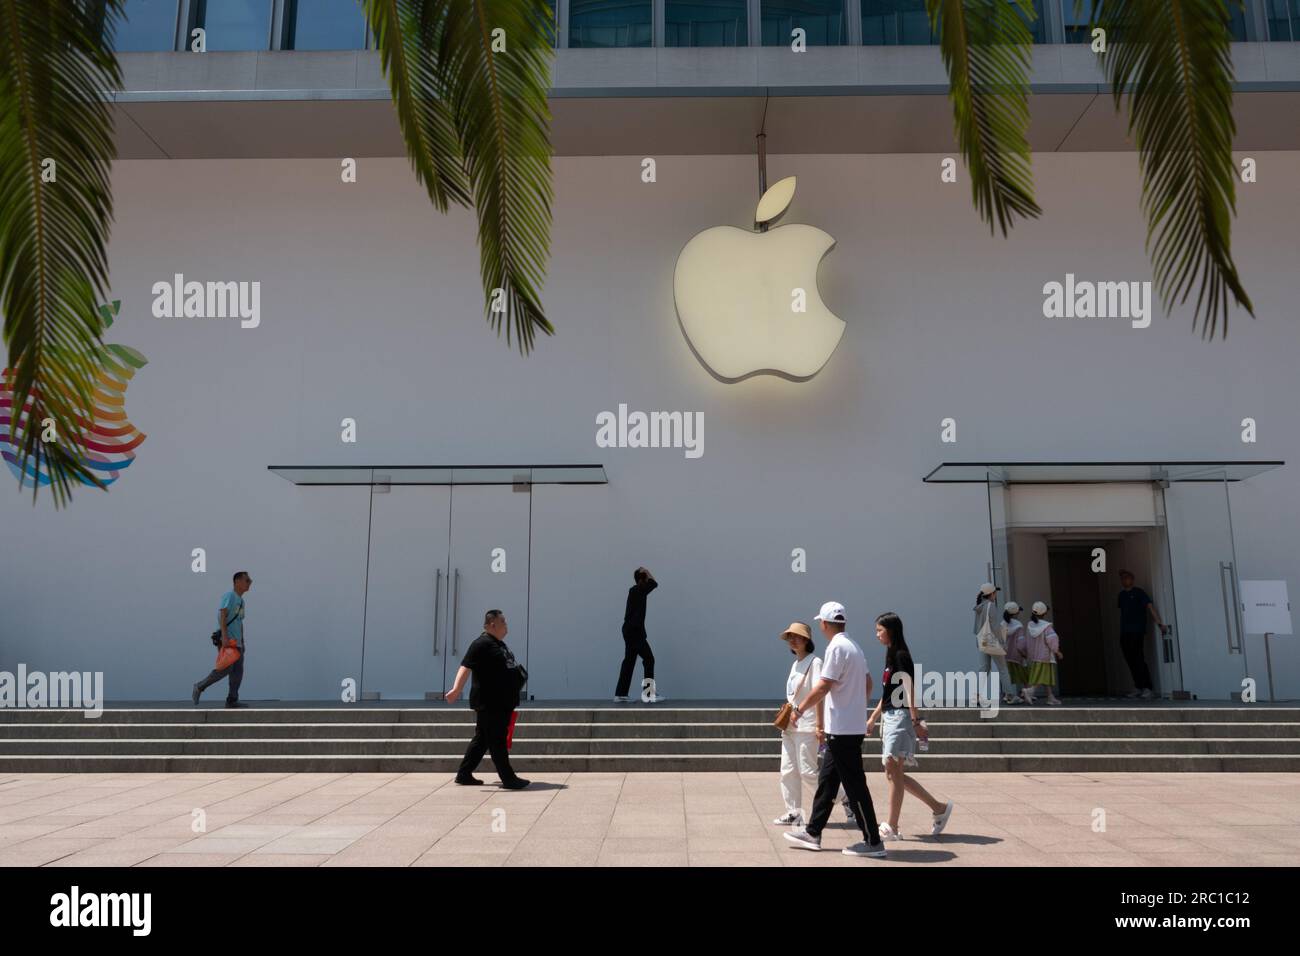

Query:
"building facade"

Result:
[[2, 1, 1298, 703]]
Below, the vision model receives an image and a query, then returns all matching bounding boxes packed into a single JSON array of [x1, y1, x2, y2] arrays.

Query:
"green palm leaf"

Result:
[[927, 0, 1042, 235], [365, 0, 555, 352], [0, 0, 121, 505], [1090, 0, 1252, 338]]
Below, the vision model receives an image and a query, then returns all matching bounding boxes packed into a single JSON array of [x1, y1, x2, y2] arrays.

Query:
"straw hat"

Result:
[[780, 622, 812, 642]]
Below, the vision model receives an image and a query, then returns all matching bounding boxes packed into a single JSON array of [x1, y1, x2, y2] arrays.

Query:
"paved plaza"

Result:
[[1, 772, 1296, 867]]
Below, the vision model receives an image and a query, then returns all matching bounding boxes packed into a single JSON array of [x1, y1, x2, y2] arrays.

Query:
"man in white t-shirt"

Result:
[[784, 601, 886, 857]]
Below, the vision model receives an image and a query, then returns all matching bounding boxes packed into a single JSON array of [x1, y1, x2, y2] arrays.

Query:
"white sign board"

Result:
[[1240, 580, 1292, 636]]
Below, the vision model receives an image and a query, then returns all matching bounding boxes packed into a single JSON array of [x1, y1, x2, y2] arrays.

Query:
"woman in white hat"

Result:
[[974, 583, 1016, 706], [1022, 601, 1064, 705], [773, 622, 851, 827], [1002, 602, 1026, 699]]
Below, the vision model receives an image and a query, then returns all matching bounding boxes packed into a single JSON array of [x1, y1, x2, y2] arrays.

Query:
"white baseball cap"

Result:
[[980, 582, 999, 597], [814, 601, 847, 623], [1031, 601, 1049, 615], [1004, 601, 1021, 615]]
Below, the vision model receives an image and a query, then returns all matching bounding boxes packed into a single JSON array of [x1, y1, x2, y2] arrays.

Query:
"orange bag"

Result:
[[215, 641, 242, 671]]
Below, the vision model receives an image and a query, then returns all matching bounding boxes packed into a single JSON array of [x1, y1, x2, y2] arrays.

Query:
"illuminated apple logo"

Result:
[[1, 300, 147, 488], [674, 177, 845, 381]]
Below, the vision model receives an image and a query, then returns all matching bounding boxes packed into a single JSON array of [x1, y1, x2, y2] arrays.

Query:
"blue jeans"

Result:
[[197, 648, 245, 704]]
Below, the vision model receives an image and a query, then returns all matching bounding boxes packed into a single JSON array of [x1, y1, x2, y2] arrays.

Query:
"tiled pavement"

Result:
[[0, 772, 1296, 867]]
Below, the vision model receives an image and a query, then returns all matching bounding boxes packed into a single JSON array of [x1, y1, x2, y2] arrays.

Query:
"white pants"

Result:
[[780, 731, 820, 814], [977, 651, 1013, 699], [780, 731, 849, 816]]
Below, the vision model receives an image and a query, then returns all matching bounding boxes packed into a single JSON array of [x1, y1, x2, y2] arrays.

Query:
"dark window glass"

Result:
[[106, 0, 179, 51], [284, 0, 367, 50], [570, 0, 653, 47], [860, 0, 933, 45], [1267, 0, 1298, 39], [762, 0, 846, 45], [666, 0, 748, 46], [1067, 1, 1248, 43], [194, 0, 273, 51]]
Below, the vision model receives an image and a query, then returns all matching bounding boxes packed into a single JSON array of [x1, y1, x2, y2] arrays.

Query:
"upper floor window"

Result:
[[191, 0, 274, 51], [667, 0, 749, 45], [97, 0, 179, 52], [862, 0, 1044, 45], [570, 0, 654, 47], [282, 0, 368, 50], [1065, 1, 1248, 42], [1267, 0, 1299, 39], [763, 0, 847, 45]]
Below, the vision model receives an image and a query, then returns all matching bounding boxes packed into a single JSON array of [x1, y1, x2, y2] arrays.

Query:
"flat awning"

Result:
[[922, 461, 1285, 484], [269, 465, 607, 486]]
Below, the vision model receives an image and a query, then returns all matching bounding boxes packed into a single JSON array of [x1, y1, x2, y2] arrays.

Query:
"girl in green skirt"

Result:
[[1022, 601, 1063, 706]]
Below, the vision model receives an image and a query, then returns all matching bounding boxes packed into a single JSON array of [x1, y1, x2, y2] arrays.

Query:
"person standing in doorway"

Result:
[[975, 583, 1015, 706], [192, 571, 252, 708], [867, 612, 953, 840], [1117, 570, 1168, 700], [783, 601, 887, 858], [446, 609, 530, 790], [615, 566, 664, 702], [1022, 601, 1063, 706]]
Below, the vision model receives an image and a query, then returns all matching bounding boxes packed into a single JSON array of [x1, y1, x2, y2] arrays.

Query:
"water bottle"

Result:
[[918, 719, 930, 753]]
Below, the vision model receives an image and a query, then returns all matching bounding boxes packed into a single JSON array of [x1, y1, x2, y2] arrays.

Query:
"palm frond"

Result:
[[1091, 0, 1251, 338], [926, 0, 1042, 235], [365, 0, 555, 352], [0, 0, 121, 505]]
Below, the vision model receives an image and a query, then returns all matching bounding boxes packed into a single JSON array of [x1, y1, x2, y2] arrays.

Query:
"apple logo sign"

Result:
[[673, 176, 845, 382]]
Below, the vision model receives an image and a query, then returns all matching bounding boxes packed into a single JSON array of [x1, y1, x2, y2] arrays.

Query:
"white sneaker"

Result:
[[783, 829, 822, 851], [1047, 697, 1062, 706], [931, 800, 954, 836], [1138, 688, 1156, 700], [645, 694, 667, 703], [773, 812, 802, 827], [612, 696, 631, 703], [877, 822, 900, 841], [842, 841, 887, 858]]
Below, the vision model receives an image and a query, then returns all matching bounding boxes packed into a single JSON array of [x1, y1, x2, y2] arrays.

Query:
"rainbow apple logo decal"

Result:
[[674, 177, 845, 381], [1, 300, 147, 487]]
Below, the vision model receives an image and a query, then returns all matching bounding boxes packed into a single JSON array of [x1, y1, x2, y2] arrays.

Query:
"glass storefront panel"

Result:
[[666, 0, 749, 46], [570, 0, 654, 47]]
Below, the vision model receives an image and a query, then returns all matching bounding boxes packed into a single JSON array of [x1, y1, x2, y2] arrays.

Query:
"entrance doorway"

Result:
[[360, 483, 532, 700]]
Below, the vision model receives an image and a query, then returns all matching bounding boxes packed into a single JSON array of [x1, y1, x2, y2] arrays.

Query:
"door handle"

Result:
[[1219, 561, 1243, 654], [433, 568, 442, 657], [451, 568, 461, 656]]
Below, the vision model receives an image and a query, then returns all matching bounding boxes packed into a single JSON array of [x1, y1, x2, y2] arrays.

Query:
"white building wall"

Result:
[[2, 152, 1297, 701]]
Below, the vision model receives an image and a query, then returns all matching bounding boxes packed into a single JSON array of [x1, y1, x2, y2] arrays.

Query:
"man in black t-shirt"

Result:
[[1117, 570, 1169, 699], [446, 609, 529, 789], [615, 566, 664, 702]]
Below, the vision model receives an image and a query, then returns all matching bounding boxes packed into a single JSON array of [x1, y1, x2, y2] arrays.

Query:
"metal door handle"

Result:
[[433, 569, 442, 657], [451, 568, 461, 655], [1219, 561, 1243, 654]]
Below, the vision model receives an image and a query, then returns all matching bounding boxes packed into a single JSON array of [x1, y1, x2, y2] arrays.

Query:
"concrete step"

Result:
[[1, 753, 1297, 773], [3, 736, 1300, 757], [5, 720, 1299, 740], [2, 705, 1297, 724]]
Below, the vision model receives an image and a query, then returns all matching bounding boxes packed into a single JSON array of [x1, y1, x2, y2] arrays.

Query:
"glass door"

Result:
[[1159, 471, 1249, 701], [443, 484, 533, 697], [360, 485, 452, 699]]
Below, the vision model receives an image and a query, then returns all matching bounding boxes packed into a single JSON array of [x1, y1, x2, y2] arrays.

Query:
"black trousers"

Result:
[[806, 733, 881, 844], [615, 625, 655, 698], [457, 708, 520, 783], [196, 648, 245, 704], [1120, 630, 1153, 690]]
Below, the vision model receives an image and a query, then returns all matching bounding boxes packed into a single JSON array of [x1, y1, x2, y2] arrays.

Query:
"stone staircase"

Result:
[[2, 702, 1298, 772]]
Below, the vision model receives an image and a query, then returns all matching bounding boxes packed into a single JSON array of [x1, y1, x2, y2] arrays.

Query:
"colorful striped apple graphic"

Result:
[[674, 177, 845, 381], [1, 300, 147, 487]]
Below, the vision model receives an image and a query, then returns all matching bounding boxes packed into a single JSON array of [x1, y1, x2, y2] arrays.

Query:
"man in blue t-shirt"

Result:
[[1117, 570, 1168, 700], [192, 571, 253, 708]]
